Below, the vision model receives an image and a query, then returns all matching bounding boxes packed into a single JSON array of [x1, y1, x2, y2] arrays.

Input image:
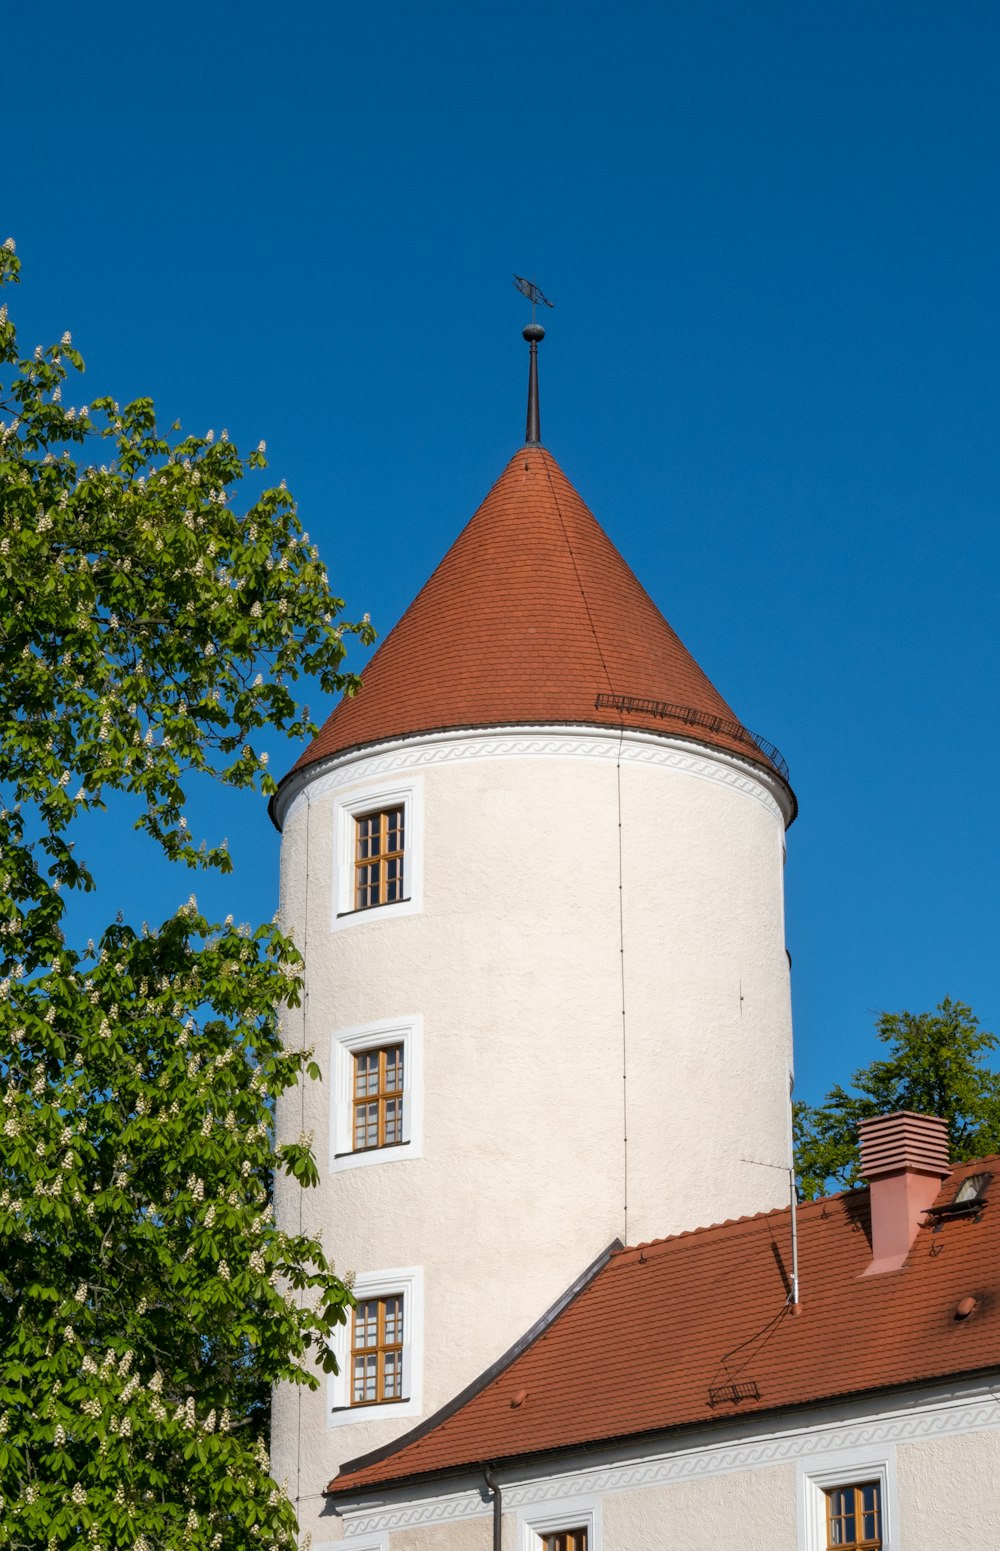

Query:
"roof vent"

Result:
[[924, 1170, 991, 1227], [955, 1171, 991, 1204], [859, 1111, 950, 1276]]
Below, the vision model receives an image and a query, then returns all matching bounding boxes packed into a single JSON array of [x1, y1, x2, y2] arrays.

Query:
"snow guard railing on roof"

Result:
[[594, 693, 790, 784]]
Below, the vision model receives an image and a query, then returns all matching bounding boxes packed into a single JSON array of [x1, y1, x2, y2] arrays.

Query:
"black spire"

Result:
[[512, 276, 553, 447], [523, 321, 544, 445]]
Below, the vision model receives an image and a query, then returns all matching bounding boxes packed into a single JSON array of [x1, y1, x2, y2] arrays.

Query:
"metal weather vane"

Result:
[[512, 275, 554, 323]]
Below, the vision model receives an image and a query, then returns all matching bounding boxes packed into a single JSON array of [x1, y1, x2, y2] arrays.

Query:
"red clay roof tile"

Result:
[[329, 1159, 1000, 1495], [285, 447, 791, 793]]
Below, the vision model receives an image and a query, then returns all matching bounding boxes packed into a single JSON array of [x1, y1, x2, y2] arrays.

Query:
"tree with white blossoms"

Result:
[[0, 241, 375, 1549]]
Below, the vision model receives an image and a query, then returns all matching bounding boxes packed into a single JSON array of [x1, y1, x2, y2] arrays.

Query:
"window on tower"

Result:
[[331, 1017, 422, 1173], [328, 1266, 423, 1422], [332, 780, 422, 931], [353, 1043, 404, 1150], [350, 1293, 406, 1406], [354, 806, 405, 910]]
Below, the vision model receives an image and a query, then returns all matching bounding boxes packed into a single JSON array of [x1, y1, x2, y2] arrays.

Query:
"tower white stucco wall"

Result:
[[271, 724, 794, 1532]]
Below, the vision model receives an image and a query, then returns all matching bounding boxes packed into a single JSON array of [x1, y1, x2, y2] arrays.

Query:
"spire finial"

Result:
[[522, 321, 544, 445], [513, 275, 553, 446]]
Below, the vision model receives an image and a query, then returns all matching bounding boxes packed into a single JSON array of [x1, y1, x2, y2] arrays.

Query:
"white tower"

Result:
[[270, 326, 797, 1535]]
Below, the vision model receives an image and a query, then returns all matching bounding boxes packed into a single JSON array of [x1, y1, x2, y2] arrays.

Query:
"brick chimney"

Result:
[[859, 1111, 950, 1275]]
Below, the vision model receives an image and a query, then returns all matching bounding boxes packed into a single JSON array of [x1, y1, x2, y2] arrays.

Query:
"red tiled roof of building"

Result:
[[284, 446, 791, 795], [329, 1159, 1000, 1495]]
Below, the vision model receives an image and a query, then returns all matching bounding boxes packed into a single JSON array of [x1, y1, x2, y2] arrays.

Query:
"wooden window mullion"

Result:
[[825, 1483, 881, 1551], [376, 1297, 385, 1401], [350, 1294, 405, 1407], [378, 1046, 387, 1147], [354, 807, 405, 912], [542, 1531, 588, 1551], [352, 1043, 404, 1153]]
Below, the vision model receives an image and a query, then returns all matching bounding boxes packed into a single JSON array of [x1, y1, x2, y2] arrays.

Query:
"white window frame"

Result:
[[518, 1494, 601, 1551], [797, 1444, 896, 1551], [329, 1266, 424, 1427], [331, 778, 423, 930], [330, 1015, 423, 1173]]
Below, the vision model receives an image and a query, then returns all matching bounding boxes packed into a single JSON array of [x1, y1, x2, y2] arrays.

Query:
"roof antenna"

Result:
[[741, 1076, 802, 1315], [513, 275, 553, 446]]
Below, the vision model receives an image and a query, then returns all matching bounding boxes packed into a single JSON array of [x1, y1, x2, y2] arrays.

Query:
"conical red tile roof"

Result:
[[286, 446, 790, 794]]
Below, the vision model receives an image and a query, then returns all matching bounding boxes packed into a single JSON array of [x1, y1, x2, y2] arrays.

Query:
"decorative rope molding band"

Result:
[[279, 725, 792, 831], [594, 693, 790, 784]]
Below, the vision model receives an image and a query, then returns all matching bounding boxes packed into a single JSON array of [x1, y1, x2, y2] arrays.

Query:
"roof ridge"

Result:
[[622, 1204, 791, 1254], [617, 1156, 997, 1262]]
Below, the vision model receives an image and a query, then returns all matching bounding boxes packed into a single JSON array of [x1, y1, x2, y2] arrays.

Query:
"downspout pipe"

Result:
[[483, 1464, 502, 1551]]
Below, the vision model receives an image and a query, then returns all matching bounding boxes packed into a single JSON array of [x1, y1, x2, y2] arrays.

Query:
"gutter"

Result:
[[482, 1464, 502, 1551], [327, 1366, 1000, 1504]]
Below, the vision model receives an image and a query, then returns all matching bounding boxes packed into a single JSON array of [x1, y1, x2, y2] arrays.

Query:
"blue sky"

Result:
[[6, 1, 1000, 1105]]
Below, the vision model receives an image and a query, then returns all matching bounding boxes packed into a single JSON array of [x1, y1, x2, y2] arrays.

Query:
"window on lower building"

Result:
[[355, 807, 405, 910], [826, 1482, 881, 1549], [353, 1043, 404, 1150], [520, 1498, 599, 1551], [351, 1294, 405, 1405]]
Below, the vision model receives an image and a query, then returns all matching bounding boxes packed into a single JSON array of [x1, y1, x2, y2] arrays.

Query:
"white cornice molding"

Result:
[[337, 1382, 1000, 1535], [275, 725, 792, 832]]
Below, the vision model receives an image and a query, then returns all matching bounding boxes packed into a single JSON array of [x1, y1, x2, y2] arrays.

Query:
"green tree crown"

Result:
[[0, 240, 374, 1550], [794, 998, 1000, 1200]]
